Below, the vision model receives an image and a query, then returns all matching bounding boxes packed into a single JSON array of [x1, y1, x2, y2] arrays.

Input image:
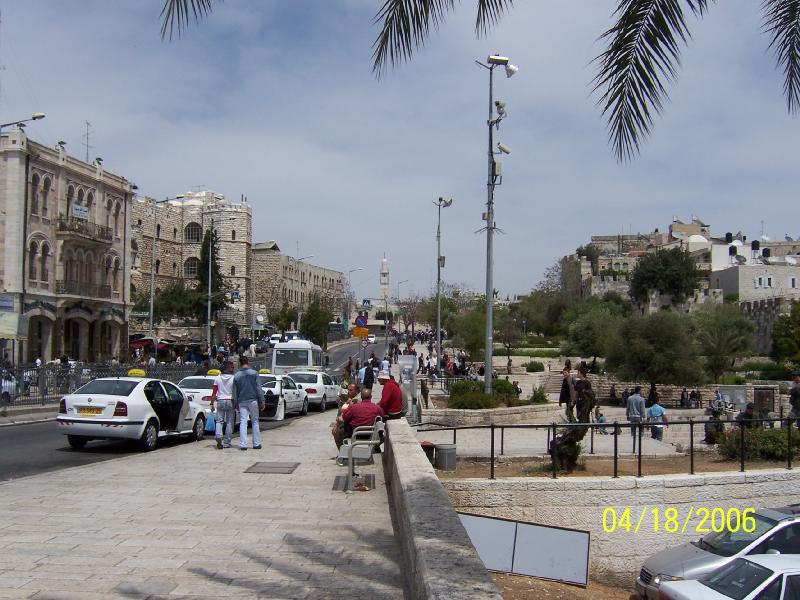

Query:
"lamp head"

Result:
[[31, 112, 45, 120], [443, 198, 453, 208], [504, 64, 518, 78], [497, 142, 511, 155], [487, 55, 509, 65], [495, 100, 506, 116]]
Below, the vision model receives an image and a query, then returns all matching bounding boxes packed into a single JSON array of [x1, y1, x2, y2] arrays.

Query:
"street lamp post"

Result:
[[435, 197, 453, 374], [345, 267, 364, 331], [0, 113, 45, 147], [476, 54, 517, 394]]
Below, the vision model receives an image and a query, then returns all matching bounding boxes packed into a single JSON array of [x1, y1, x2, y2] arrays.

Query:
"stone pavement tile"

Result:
[[28, 592, 135, 600], [0, 576, 32, 590], [21, 576, 122, 593], [0, 590, 33, 599]]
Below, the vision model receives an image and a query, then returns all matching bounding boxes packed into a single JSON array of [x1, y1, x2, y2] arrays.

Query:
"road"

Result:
[[0, 339, 376, 482]]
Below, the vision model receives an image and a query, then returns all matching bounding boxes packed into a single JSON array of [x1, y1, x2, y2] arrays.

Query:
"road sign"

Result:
[[353, 327, 369, 338], [362, 299, 372, 309], [354, 315, 367, 327], [361, 339, 369, 349], [231, 290, 240, 301]]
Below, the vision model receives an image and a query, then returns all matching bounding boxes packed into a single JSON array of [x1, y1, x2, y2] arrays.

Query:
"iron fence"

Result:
[[414, 417, 799, 480]]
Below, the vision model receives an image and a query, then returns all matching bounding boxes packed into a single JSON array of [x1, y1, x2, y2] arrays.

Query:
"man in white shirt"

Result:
[[210, 360, 236, 449]]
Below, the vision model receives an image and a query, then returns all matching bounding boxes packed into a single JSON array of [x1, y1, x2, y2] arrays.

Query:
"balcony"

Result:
[[56, 280, 112, 299], [56, 217, 114, 244]]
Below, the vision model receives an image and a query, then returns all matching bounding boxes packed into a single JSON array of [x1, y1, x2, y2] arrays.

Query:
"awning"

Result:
[[0, 313, 27, 341]]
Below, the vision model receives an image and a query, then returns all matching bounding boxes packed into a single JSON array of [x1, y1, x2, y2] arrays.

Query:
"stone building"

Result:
[[129, 191, 253, 333], [0, 129, 133, 363]]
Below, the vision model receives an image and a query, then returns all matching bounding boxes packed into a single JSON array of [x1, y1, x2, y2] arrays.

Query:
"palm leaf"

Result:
[[593, 0, 709, 162], [160, 0, 215, 40], [372, 0, 455, 76], [476, 0, 513, 37], [762, 0, 800, 114]]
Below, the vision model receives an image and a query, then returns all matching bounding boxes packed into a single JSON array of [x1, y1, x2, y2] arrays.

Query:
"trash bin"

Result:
[[420, 440, 435, 465], [434, 443, 457, 471]]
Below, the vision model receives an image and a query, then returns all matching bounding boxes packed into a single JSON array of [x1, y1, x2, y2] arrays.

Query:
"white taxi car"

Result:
[[56, 371, 206, 451], [260, 373, 306, 420], [177, 374, 217, 414], [288, 370, 339, 412]]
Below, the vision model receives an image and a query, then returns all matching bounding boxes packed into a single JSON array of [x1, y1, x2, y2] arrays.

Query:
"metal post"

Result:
[[739, 421, 745, 473], [788, 417, 793, 471], [590, 424, 595, 454], [490, 423, 495, 479], [148, 204, 157, 338], [500, 426, 505, 455], [550, 423, 557, 479], [613, 421, 619, 478], [637, 421, 643, 478], [453, 428, 457, 445], [483, 65, 495, 395], [689, 420, 695, 475]]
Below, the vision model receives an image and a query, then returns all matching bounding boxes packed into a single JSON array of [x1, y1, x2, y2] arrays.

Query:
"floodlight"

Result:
[[505, 64, 518, 78], [497, 142, 511, 154], [31, 113, 45, 120], [495, 100, 506, 116], [443, 198, 453, 208], [488, 55, 509, 65]]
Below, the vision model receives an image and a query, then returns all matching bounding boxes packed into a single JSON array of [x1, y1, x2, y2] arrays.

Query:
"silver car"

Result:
[[637, 505, 800, 599]]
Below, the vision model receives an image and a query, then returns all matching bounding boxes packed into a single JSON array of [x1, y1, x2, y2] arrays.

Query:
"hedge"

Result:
[[448, 392, 500, 410], [718, 427, 800, 461], [524, 361, 545, 373]]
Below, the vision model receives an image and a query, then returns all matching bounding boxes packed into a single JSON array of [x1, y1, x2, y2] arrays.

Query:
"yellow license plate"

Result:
[[78, 407, 103, 415]]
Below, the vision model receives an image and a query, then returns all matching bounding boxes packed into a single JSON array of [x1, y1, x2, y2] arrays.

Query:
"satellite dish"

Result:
[[786, 256, 798, 265], [256, 315, 265, 323], [735, 255, 747, 265]]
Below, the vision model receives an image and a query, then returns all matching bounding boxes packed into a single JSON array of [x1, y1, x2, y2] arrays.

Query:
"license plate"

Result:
[[78, 407, 103, 415]]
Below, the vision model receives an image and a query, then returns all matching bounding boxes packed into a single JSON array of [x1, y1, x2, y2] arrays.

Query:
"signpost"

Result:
[[361, 339, 369, 349], [353, 327, 369, 338], [354, 315, 367, 328], [362, 299, 372, 309]]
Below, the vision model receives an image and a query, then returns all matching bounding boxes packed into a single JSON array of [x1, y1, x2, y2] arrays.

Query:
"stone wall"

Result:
[[422, 403, 562, 427], [443, 470, 800, 585], [740, 297, 795, 355]]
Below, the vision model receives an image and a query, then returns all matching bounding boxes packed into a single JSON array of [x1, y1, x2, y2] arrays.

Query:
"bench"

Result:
[[336, 417, 385, 492]]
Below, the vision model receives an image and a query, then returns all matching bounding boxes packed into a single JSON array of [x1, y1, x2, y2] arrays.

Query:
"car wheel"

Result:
[[275, 399, 285, 421], [139, 420, 158, 452], [300, 397, 308, 416], [190, 415, 205, 441], [0, 392, 10, 407], [67, 435, 88, 449], [318, 395, 327, 412]]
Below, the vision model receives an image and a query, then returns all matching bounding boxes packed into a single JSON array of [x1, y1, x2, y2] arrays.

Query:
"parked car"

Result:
[[288, 370, 339, 412], [367, 334, 376, 344], [177, 375, 217, 414], [0, 370, 18, 405], [254, 339, 271, 354], [659, 554, 800, 599], [56, 372, 206, 451], [637, 505, 800, 599], [260, 374, 307, 420], [269, 333, 283, 347]]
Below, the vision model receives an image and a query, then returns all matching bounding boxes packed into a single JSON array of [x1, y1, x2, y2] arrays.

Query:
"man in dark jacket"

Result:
[[233, 356, 265, 450]]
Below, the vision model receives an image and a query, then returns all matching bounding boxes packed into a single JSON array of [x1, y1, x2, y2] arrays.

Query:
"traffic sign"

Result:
[[353, 326, 369, 338], [354, 315, 367, 327], [362, 299, 372, 309], [361, 339, 369, 349]]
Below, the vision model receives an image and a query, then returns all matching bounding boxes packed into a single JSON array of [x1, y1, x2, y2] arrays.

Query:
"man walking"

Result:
[[210, 360, 236, 449], [233, 355, 265, 451], [626, 385, 646, 439], [362, 358, 375, 391], [647, 395, 668, 441]]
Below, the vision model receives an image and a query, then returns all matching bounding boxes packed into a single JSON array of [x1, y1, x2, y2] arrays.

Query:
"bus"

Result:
[[271, 339, 323, 375]]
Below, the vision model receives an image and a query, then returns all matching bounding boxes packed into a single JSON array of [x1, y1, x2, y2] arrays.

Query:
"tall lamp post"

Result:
[[434, 197, 453, 373], [0, 112, 45, 146], [345, 267, 364, 330], [476, 54, 517, 394]]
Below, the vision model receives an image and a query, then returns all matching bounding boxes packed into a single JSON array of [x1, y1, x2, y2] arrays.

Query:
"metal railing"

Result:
[[56, 217, 113, 242], [56, 280, 112, 298], [414, 417, 799, 480]]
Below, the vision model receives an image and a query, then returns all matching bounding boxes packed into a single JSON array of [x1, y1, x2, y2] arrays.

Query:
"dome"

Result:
[[730, 240, 743, 246], [687, 234, 708, 243]]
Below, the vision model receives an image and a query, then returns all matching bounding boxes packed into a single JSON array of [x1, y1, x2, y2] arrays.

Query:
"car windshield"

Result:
[[275, 349, 309, 366], [695, 514, 777, 557], [289, 374, 318, 384], [700, 559, 774, 600], [259, 376, 276, 386], [263, 380, 277, 389], [178, 378, 215, 390], [74, 380, 138, 396]]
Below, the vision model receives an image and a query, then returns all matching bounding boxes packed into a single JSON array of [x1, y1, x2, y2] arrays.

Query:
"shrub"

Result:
[[516, 349, 561, 358], [529, 385, 548, 404], [719, 375, 746, 385], [448, 392, 499, 410], [718, 427, 800, 461], [448, 380, 483, 398], [491, 378, 516, 400], [524, 361, 545, 372]]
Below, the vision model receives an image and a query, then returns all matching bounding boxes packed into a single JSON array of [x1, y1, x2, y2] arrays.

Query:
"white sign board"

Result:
[[72, 204, 89, 220]]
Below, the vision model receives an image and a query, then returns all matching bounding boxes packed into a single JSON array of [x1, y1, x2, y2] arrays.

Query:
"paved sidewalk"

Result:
[[0, 404, 404, 598]]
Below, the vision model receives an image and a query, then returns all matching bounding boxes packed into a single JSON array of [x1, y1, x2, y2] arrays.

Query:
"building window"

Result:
[[184, 257, 200, 278], [231, 230, 236, 241], [28, 241, 38, 280], [115, 203, 122, 236], [156, 224, 161, 239], [767, 277, 773, 288], [30, 174, 40, 215], [113, 258, 121, 292], [103, 257, 111, 287], [791, 277, 797, 289], [756, 277, 763, 289], [172, 262, 177, 275], [230, 266, 236, 276], [67, 186, 75, 218], [40, 243, 50, 281], [173, 227, 177, 239], [155, 259, 160, 274], [42, 178, 51, 216], [137, 218, 142, 227], [86, 192, 94, 216], [184, 222, 202, 243]]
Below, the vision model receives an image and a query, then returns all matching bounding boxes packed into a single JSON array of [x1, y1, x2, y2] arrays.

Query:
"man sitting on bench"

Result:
[[341, 387, 384, 440]]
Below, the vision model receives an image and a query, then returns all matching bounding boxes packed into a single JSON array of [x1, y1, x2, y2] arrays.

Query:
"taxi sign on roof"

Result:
[[127, 368, 146, 377], [207, 369, 221, 376], [259, 368, 271, 374]]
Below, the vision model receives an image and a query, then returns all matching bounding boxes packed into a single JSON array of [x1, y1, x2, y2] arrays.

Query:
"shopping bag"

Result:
[[205, 411, 216, 433]]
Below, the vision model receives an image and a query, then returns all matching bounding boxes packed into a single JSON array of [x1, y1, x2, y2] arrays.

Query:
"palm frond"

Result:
[[160, 0, 215, 40], [762, 0, 800, 114], [372, 0, 455, 77], [475, 0, 513, 37], [593, 0, 709, 162]]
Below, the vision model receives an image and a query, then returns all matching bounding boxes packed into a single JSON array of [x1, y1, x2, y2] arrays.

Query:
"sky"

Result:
[[1, 1, 798, 301]]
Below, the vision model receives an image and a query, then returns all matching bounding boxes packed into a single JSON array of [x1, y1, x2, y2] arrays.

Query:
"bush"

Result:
[[448, 392, 499, 410], [449, 378, 515, 403], [529, 385, 548, 404], [719, 375, 746, 385], [718, 427, 800, 461], [448, 380, 483, 397], [524, 361, 545, 372], [491, 378, 516, 400], [516, 349, 561, 358]]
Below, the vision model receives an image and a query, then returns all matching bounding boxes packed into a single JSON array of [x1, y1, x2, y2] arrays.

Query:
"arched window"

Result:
[[78, 189, 85, 206], [102, 257, 112, 287], [40, 243, 50, 281], [184, 257, 200, 278], [85, 252, 95, 285], [131, 239, 139, 267], [156, 224, 161, 239], [105, 198, 113, 228], [231, 230, 236, 241], [230, 266, 236, 276], [41, 178, 51, 216], [113, 258, 121, 292], [67, 186, 75, 218], [86, 192, 94, 218], [184, 222, 202, 243], [155, 259, 160, 274], [30, 174, 40, 215], [173, 227, 177, 239], [114, 203, 121, 236], [28, 241, 38, 280], [131, 283, 136, 296]]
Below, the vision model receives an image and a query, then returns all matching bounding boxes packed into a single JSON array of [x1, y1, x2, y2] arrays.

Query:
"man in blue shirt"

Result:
[[647, 396, 668, 441], [233, 355, 265, 451], [626, 385, 646, 438]]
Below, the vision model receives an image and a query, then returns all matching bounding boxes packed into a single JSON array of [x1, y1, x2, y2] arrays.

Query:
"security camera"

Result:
[[497, 142, 511, 155]]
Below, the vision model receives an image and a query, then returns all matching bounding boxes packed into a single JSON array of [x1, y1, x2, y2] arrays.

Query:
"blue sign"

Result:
[[354, 315, 367, 327], [231, 290, 240, 301], [362, 299, 372, 309]]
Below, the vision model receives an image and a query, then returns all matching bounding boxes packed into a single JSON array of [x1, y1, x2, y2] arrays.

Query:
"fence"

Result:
[[0, 356, 271, 408], [415, 417, 799, 480]]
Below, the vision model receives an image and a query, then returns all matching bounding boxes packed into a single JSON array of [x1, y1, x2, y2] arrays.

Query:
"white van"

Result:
[[271, 339, 323, 375]]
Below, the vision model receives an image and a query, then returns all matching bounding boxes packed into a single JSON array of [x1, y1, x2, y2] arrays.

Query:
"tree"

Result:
[[562, 306, 621, 361], [196, 228, 227, 324], [300, 292, 334, 349], [160, 1, 800, 162], [629, 248, 699, 305], [605, 311, 703, 387], [693, 304, 754, 383], [133, 281, 203, 324], [495, 309, 522, 374], [273, 302, 298, 333], [772, 302, 800, 365], [421, 296, 458, 333], [450, 300, 486, 360], [396, 295, 424, 334]]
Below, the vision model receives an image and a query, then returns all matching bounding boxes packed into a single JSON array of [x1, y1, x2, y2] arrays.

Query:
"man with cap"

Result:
[[378, 370, 403, 420]]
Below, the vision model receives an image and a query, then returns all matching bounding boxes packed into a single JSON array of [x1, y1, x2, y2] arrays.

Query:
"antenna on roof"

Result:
[[82, 121, 92, 163]]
